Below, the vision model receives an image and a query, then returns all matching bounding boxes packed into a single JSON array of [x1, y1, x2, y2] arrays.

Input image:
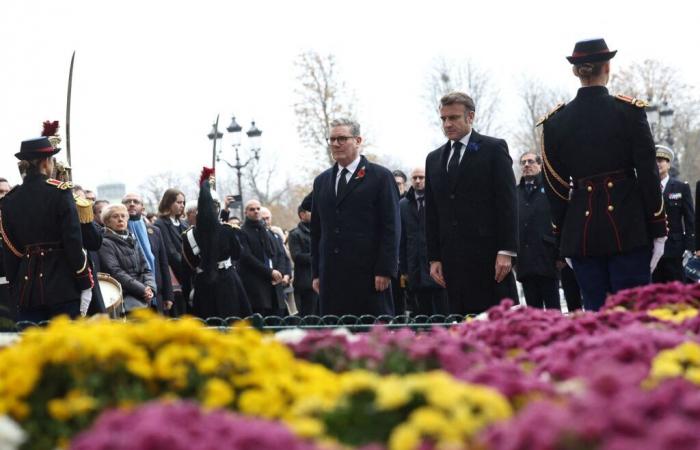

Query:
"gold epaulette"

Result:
[[615, 94, 648, 108], [46, 178, 73, 190], [536, 102, 565, 127], [74, 196, 94, 224], [224, 222, 240, 229]]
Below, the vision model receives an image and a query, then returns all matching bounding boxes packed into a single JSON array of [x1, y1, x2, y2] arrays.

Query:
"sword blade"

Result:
[[66, 51, 75, 169]]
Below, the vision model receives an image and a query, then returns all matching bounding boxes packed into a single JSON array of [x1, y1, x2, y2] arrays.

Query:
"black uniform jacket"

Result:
[[661, 178, 694, 257], [0, 174, 92, 309], [541, 86, 666, 257], [311, 156, 400, 316]]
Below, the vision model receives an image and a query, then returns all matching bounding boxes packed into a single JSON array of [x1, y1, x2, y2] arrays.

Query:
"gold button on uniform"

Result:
[[608, 205, 614, 211], [607, 182, 613, 188], [585, 211, 590, 216], [587, 186, 592, 192]]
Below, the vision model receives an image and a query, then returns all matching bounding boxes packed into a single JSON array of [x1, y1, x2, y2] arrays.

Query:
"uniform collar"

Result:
[[577, 86, 609, 97]]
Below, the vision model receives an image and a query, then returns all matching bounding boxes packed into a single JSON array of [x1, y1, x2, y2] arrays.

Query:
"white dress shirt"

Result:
[[335, 155, 362, 194], [660, 174, 669, 193]]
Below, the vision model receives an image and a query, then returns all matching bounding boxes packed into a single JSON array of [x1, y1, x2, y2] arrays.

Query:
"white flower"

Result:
[[274, 328, 308, 345], [0, 416, 26, 450]]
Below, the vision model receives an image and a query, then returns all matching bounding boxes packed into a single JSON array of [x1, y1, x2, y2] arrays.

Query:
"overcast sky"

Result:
[[1, 0, 698, 195]]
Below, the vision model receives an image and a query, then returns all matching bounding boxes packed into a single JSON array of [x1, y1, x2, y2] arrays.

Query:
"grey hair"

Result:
[[101, 203, 128, 225], [330, 118, 361, 136]]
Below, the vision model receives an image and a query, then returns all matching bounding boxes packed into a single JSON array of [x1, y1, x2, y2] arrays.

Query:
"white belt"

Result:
[[0, 276, 7, 285], [195, 258, 232, 273], [186, 229, 200, 256]]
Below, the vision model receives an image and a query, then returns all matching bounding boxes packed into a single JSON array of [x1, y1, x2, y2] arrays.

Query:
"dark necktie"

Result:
[[525, 182, 535, 196], [448, 141, 461, 188], [416, 196, 424, 214], [337, 168, 349, 197]]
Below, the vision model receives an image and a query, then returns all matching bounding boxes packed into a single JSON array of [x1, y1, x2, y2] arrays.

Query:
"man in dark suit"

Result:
[[238, 200, 284, 316], [311, 118, 400, 316], [425, 92, 518, 315], [515, 152, 560, 309], [653, 146, 694, 282], [400, 167, 448, 315]]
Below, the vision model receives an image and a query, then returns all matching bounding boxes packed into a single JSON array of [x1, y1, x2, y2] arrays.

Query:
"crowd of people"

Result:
[[0, 37, 697, 324]]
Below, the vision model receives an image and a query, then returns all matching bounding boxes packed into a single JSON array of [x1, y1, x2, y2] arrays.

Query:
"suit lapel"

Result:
[[336, 156, 367, 206]]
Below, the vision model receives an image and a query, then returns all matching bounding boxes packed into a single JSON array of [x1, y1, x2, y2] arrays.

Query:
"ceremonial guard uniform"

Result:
[[0, 137, 93, 321], [652, 146, 694, 282], [182, 169, 252, 319], [540, 38, 666, 310]]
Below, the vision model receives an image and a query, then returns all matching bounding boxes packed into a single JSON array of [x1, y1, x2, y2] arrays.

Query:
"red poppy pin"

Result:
[[355, 166, 366, 180]]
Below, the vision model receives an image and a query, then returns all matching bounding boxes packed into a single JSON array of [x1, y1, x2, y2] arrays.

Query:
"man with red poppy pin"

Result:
[[311, 118, 400, 316]]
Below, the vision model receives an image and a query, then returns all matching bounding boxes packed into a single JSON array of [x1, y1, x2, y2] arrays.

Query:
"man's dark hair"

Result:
[[158, 188, 185, 216], [392, 170, 407, 182], [520, 152, 542, 165], [440, 92, 476, 112]]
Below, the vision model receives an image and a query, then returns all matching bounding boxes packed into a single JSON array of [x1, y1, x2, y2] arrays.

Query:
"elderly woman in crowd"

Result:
[[99, 204, 156, 313]]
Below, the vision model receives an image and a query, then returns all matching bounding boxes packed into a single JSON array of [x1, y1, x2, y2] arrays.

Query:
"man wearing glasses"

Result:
[[425, 92, 518, 315], [515, 153, 560, 310], [311, 118, 400, 316]]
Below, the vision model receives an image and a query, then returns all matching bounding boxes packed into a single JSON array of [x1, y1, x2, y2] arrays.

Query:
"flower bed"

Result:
[[0, 282, 699, 450]]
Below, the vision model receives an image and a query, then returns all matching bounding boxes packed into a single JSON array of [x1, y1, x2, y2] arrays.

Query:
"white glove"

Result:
[[650, 236, 668, 273], [80, 289, 92, 317]]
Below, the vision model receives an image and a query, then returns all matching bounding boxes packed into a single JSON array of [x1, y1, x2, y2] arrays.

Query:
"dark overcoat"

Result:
[[311, 156, 400, 316], [425, 131, 518, 314], [515, 174, 558, 280], [399, 187, 441, 291]]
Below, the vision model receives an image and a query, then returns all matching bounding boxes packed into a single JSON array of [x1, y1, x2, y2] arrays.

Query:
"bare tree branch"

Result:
[[513, 77, 568, 154], [424, 57, 501, 135], [294, 51, 356, 168]]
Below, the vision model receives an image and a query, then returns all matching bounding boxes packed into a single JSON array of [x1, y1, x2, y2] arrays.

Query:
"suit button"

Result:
[[452, 220, 458, 227], [587, 186, 593, 192], [585, 211, 590, 216], [607, 182, 614, 188], [450, 194, 455, 199], [334, 228, 340, 234], [608, 205, 614, 211], [333, 248, 339, 254], [335, 209, 340, 215]]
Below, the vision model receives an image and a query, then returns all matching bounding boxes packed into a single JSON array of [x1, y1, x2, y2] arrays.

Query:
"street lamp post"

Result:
[[208, 115, 263, 218], [646, 101, 676, 175]]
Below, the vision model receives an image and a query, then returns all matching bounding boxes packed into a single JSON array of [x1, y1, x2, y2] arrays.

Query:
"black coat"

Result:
[[425, 131, 518, 314], [399, 188, 440, 291], [146, 223, 173, 311], [311, 156, 400, 316], [0, 174, 92, 310], [541, 86, 666, 257], [659, 178, 694, 257], [238, 219, 279, 311], [98, 230, 156, 309], [153, 217, 190, 294], [515, 174, 558, 280], [82, 222, 106, 315], [288, 222, 312, 291], [182, 223, 252, 319]]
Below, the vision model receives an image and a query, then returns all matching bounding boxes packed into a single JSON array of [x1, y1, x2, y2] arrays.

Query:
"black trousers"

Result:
[[521, 275, 560, 310], [295, 288, 319, 316], [652, 257, 684, 283], [391, 277, 406, 315], [560, 265, 582, 311], [413, 288, 449, 316]]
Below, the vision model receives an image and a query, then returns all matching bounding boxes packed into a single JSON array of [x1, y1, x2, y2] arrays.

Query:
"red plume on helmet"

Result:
[[42, 120, 60, 137], [200, 167, 215, 186]]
